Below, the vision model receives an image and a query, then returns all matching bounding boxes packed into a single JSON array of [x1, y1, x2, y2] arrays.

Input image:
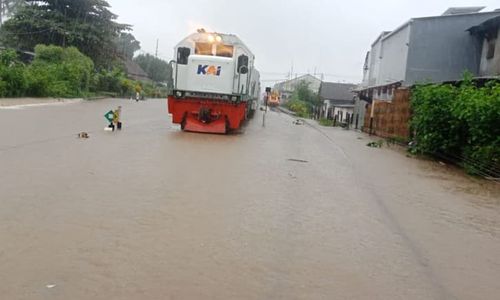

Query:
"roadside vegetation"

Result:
[[285, 81, 320, 118], [410, 75, 500, 177], [318, 118, 334, 126], [0, 0, 171, 99]]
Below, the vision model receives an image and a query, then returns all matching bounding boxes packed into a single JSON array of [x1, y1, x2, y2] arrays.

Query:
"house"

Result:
[[354, 7, 500, 133], [360, 7, 500, 91], [273, 74, 321, 103], [468, 15, 500, 76], [318, 82, 356, 122], [123, 58, 152, 83], [363, 31, 391, 87]]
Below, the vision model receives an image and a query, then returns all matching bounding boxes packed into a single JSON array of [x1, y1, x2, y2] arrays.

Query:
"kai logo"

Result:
[[197, 65, 222, 76]]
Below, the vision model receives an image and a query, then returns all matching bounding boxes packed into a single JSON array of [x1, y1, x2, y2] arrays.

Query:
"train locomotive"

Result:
[[266, 90, 281, 107], [168, 30, 261, 133]]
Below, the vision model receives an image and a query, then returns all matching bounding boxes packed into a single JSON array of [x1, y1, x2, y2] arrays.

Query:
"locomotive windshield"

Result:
[[195, 42, 234, 58], [195, 42, 212, 55], [216, 44, 234, 58]]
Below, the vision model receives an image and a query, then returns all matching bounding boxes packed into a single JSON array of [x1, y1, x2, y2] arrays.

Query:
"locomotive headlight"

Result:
[[175, 91, 183, 98], [231, 96, 238, 102], [215, 35, 222, 43], [207, 35, 215, 43]]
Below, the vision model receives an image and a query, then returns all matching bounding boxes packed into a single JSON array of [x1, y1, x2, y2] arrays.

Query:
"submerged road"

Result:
[[0, 99, 499, 300]]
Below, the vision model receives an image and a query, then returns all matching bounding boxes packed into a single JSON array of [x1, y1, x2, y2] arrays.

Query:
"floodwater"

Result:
[[0, 99, 499, 299]]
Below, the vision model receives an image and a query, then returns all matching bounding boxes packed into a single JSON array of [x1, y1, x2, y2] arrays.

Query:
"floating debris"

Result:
[[366, 140, 384, 148], [77, 132, 89, 139], [288, 158, 309, 163]]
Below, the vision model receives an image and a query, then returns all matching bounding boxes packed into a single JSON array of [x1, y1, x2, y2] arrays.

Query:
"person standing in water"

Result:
[[135, 84, 142, 102], [113, 106, 122, 130]]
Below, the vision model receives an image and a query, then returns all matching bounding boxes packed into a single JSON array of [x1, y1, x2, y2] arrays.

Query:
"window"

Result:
[[177, 47, 190, 65], [195, 42, 213, 55], [195, 43, 234, 57], [486, 38, 496, 60], [216, 44, 234, 58]]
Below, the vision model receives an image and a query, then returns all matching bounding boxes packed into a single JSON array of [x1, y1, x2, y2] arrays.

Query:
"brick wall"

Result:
[[363, 88, 411, 140]]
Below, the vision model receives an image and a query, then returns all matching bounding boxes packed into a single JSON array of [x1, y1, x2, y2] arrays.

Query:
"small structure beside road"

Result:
[[318, 82, 356, 123], [468, 15, 500, 77]]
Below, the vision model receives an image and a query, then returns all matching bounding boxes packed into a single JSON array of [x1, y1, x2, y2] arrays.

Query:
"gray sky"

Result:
[[108, 0, 499, 85]]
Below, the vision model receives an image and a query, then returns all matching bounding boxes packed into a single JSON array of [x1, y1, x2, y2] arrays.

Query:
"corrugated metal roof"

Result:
[[123, 58, 151, 82], [319, 82, 356, 101], [442, 7, 485, 16], [468, 15, 500, 34]]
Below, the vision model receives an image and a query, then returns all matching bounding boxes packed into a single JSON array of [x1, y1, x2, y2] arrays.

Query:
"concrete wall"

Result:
[[353, 97, 368, 129], [323, 100, 331, 118], [405, 12, 500, 85], [334, 107, 354, 123], [479, 28, 500, 76], [377, 25, 411, 85], [361, 51, 371, 87], [368, 39, 383, 86]]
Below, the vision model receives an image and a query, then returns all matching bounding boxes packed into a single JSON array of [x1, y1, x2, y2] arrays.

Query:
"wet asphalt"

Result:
[[0, 98, 499, 299]]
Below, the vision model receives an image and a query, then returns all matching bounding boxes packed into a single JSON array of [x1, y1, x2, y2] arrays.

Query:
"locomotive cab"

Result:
[[168, 31, 260, 133]]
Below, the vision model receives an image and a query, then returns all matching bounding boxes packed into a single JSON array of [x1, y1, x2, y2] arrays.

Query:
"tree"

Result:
[[287, 81, 321, 118], [0, 0, 130, 67], [134, 53, 172, 84], [115, 32, 140, 59], [0, 0, 23, 24], [0, 48, 27, 97], [292, 81, 320, 104], [27, 45, 94, 97]]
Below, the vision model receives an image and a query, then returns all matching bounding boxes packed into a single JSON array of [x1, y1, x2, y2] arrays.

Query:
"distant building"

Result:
[[318, 82, 356, 122], [354, 7, 500, 131], [123, 58, 152, 83], [469, 15, 500, 76], [363, 31, 391, 87], [360, 7, 500, 90], [273, 74, 321, 102]]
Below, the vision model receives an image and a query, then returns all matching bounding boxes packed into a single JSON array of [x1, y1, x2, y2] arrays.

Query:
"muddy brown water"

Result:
[[0, 99, 499, 299]]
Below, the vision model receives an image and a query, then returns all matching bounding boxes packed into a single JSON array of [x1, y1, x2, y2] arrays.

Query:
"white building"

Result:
[[273, 74, 322, 102], [319, 82, 356, 121], [360, 7, 500, 90]]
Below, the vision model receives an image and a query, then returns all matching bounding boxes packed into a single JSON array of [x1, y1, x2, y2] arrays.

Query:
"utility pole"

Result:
[[155, 39, 159, 58], [0, 0, 3, 25], [263, 87, 271, 127]]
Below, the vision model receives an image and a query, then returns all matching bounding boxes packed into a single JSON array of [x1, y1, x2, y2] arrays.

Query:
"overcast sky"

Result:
[[107, 0, 499, 85]]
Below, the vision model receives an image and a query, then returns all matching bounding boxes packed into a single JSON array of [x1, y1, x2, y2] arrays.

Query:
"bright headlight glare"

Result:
[[215, 35, 222, 43], [207, 35, 215, 43]]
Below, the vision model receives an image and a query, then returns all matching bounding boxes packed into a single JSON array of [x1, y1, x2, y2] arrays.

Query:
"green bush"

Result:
[[0, 49, 28, 97], [95, 68, 126, 94], [0, 45, 169, 99], [319, 118, 334, 126], [411, 76, 500, 176], [26, 45, 94, 97], [286, 100, 310, 118]]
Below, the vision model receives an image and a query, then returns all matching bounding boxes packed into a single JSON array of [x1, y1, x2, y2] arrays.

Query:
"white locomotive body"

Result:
[[168, 31, 260, 133]]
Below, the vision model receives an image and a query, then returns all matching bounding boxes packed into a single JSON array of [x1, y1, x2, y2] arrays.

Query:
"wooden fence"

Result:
[[363, 88, 411, 140]]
